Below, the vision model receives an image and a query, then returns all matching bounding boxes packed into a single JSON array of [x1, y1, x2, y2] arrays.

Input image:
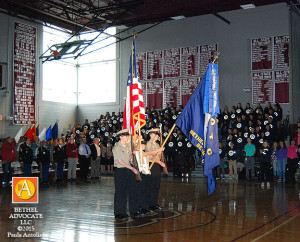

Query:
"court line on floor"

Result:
[[230, 206, 300, 241], [250, 213, 300, 242]]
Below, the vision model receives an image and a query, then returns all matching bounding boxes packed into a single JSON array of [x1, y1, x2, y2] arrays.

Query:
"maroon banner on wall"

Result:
[[146, 81, 163, 109], [141, 81, 147, 107], [13, 22, 36, 125], [200, 44, 218, 77], [147, 50, 163, 80], [274, 70, 289, 104], [181, 46, 199, 76], [163, 79, 180, 108], [136, 52, 147, 81], [251, 37, 272, 70], [163, 48, 180, 78], [181, 78, 199, 106], [252, 71, 273, 104], [274, 35, 289, 69]]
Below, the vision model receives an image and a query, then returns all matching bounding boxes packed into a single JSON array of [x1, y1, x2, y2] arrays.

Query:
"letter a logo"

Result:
[[12, 177, 39, 204]]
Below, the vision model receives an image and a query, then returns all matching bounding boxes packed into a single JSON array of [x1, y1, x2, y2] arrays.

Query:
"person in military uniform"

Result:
[[145, 128, 164, 211], [53, 138, 67, 183], [19, 137, 33, 177], [37, 140, 50, 184], [113, 129, 139, 220]]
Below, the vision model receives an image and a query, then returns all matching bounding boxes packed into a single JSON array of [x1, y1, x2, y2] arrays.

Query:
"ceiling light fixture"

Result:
[[240, 4, 256, 9], [170, 15, 186, 20]]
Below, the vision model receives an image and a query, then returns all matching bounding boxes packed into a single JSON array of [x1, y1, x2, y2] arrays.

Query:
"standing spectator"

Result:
[[37, 140, 50, 184], [107, 140, 114, 176], [244, 138, 256, 180], [90, 138, 101, 180], [1, 137, 16, 186], [78, 137, 91, 181], [259, 141, 272, 188], [227, 142, 238, 179], [275, 141, 288, 182], [217, 142, 226, 179], [53, 138, 67, 183], [66, 137, 78, 181], [16, 136, 25, 161], [19, 137, 33, 177], [0, 139, 3, 160], [47, 138, 54, 168], [274, 103, 283, 127], [294, 127, 300, 146], [31, 137, 40, 161], [286, 140, 299, 184], [271, 142, 278, 180], [100, 142, 107, 175]]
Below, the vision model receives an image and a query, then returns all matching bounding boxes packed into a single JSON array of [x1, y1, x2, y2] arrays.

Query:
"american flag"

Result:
[[123, 38, 146, 136]]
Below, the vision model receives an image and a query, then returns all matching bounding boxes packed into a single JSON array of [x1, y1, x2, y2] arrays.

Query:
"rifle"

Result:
[[160, 127, 168, 175]]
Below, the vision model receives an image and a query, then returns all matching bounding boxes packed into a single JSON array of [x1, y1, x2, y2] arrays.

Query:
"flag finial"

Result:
[[212, 52, 220, 63]]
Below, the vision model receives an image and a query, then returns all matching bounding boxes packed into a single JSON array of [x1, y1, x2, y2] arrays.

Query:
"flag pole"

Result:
[[212, 52, 220, 64], [149, 123, 176, 170]]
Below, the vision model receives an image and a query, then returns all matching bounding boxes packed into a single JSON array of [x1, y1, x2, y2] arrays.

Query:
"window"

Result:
[[43, 61, 77, 104], [42, 26, 77, 104], [78, 61, 116, 104], [42, 26, 117, 104]]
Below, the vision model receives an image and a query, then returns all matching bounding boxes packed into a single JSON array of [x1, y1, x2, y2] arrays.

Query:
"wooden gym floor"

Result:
[[0, 177, 299, 241]]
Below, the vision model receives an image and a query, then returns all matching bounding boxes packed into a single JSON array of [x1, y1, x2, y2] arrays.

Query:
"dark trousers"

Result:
[[138, 173, 151, 209], [41, 164, 50, 182], [287, 158, 298, 183], [114, 168, 137, 215], [260, 162, 271, 182], [2, 162, 13, 183], [56, 164, 64, 179], [79, 157, 90, 180], [149, 162, 161, 207], [23, 163, 32, 177]]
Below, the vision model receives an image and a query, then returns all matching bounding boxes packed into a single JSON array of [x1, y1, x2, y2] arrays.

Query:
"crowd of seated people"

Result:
[[0, 101, 298, 187]]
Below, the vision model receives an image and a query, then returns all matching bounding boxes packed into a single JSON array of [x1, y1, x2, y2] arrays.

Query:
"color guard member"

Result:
[[113, 129, 139, 220], [145, 128, 164, 211]]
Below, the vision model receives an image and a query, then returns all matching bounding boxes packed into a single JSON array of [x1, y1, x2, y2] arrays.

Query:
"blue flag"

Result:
[[46, 125, 52, 141], [52, 122, 58, 139], [175, 63, 220, 196], [204, 114, 220, 195]]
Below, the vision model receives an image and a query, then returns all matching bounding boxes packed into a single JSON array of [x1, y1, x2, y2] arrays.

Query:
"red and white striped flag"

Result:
[[123, 38, 146, 136]]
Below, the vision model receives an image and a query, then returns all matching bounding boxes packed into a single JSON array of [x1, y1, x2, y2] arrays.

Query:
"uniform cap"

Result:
[[116, 129, 130, 137], [148, 128, 160, 135]]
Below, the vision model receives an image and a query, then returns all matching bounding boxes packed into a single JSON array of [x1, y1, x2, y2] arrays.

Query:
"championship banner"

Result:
[[13, 22, 36, 125]]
